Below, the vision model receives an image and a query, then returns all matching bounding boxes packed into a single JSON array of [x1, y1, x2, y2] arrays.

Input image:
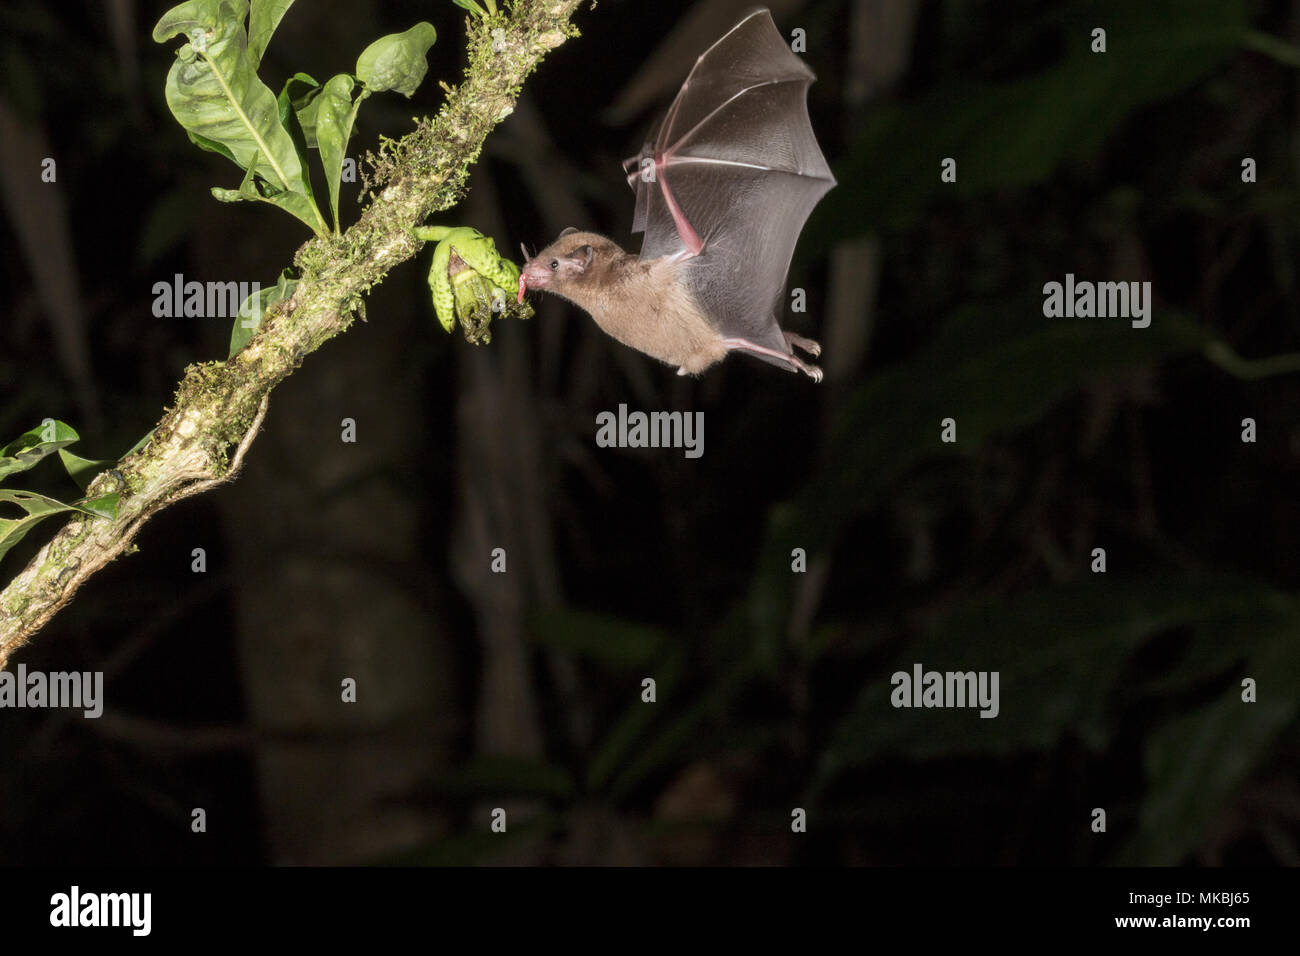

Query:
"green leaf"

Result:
[[528, 608, 668, 668], [277, 72, 319, 114], [275, 72, 321, 214], [816, 0, 1250, 241], [0, 421, 80, 482], [605, 664, 754, 801], [255, 185, 323, 231], [122, 429, 158, 460], [153, 0, 326, 234], [229, 269, 299, 356], [185, 128, 239, 165], [291, 76, 327, 148], [301, 73, 358, 231], [77, 493, 121, 520], [815, 574, 1290, 788], [452, 0, 487, 16], [747, 303, 1212, 657], [0, 489, 114, 564], [586, 652, 686, 793], [57, 450, 113, 493], [818, 305, 1207, 519], [1115, 608, 1300, 864], [355, 22, 437, 97], [211, 148, 261, 203], [246, 0, 294, 67], [434, 756, 576, 800], [152, 0, 250, 41], [211, 160, 327, 234]]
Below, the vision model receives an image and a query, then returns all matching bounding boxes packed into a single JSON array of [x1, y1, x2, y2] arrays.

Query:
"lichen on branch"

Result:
[[0, 0, 587, 668]]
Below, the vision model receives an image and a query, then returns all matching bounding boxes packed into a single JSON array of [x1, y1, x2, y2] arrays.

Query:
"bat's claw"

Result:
[[788, 355, 823, 383], [721, 336, 824, 382], [781, 348, 823, 382]]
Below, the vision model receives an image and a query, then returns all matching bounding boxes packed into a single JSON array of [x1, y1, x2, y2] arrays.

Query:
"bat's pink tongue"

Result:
[[517, 274, 527, 304]]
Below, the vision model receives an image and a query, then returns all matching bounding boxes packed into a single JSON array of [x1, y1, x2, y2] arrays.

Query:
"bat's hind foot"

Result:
[[783, 331, 821, 357], [788, 354, 823, 383], [721, 337, 824, 383]]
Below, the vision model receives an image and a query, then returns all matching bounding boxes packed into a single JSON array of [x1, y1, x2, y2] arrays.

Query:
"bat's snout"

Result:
[[518, 259, 553, 301]]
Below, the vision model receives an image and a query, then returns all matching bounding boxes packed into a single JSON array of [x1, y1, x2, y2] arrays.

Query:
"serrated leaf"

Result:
[[0, 421, 80, 482], [356, 22, 437, 97]]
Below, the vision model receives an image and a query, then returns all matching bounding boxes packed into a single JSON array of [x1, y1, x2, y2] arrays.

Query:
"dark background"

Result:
[[1, 0, 1298, 866]]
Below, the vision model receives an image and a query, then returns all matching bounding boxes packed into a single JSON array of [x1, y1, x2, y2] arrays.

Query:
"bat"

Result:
[[517, 7, 836, 382]]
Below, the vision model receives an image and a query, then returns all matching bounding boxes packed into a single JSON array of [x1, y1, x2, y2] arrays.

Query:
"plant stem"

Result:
[[0, 0, 586, 668]]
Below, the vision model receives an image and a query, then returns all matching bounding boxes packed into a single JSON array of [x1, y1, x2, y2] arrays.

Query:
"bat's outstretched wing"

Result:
[[622, 7, 835, 356]]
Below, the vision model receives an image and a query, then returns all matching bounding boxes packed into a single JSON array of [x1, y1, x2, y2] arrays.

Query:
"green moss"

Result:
[[1, 0, 588, 656]]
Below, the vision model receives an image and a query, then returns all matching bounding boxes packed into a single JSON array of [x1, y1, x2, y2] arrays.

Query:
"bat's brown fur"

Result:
[[520, 231, 729, 375], [516, 10, 832, 382]]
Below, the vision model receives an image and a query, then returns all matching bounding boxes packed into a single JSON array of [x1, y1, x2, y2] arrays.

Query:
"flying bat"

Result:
[[517, 7, 836, 381]]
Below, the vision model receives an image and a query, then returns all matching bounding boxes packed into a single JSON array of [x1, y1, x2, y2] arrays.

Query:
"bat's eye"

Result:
[[549, 259, 559, 271]]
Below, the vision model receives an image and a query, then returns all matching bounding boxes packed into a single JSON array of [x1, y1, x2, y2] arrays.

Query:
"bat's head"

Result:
[[517, 229, 617, 304]]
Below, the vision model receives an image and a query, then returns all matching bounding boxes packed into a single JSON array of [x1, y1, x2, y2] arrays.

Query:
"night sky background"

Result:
[[1, 0, 1298, 866]]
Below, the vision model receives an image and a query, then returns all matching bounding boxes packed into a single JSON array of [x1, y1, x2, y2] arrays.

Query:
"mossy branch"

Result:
[[0, 0, 586, 668]]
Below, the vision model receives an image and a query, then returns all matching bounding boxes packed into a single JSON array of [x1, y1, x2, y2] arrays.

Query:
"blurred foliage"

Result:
[[3, 0, 1299, 866], [813, 0, 1254, 242], [400, 0, 1300, 865]]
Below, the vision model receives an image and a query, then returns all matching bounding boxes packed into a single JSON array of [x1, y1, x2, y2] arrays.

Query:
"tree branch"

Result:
[[0, 0, 586, 668]]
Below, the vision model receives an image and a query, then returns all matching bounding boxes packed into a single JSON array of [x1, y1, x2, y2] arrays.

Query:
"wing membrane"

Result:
[[623, 9, 835, 347]]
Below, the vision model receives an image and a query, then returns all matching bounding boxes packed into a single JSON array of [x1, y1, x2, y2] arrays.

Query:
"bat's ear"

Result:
[[559, 227, 579, 238], [552, 243, 594, 277]]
